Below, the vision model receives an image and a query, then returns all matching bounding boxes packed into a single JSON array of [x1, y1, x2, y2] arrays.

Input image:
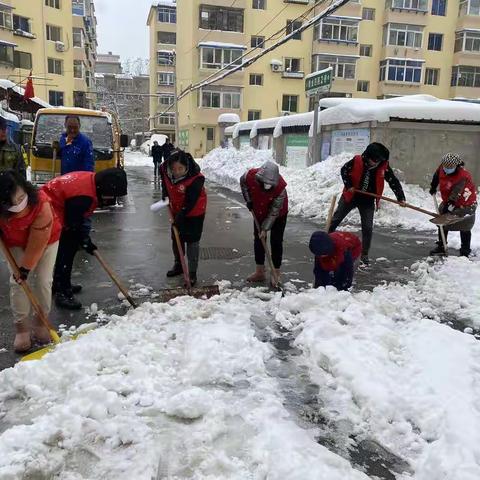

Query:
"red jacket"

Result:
[[439, 167, 477, 208], [246, 168, 288, 223], [317, 232, 362, 271], [343, 155, 389, 207], [42, 172, 98, 226], [0, 190, 62, 249], [162, 168, 207, 217]]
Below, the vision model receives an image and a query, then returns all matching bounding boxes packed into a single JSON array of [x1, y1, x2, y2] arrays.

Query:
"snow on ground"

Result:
[[199, 147, 480, 252], [124, 149, 154, 168], [1, 257, 480, 479]]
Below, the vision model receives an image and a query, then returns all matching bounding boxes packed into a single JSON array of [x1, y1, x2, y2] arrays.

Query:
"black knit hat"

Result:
[[95, 168, 128, 197], [309, 231, 335, 256], [363, 142, 390, 163]]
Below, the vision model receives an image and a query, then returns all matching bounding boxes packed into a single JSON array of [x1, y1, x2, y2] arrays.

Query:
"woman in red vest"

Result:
[[329, 143, 406, 266], [0, 170, 62, 352], [429, 153, 477, 257], [240, 161, 288, 284], [161, 150, 207, 287]]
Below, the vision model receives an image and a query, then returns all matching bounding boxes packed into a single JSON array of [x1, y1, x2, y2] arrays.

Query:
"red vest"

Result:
[[42, 171, 98, 226], [317, 232, 362, 271], [0, 190, 62, 248], [163, 167, 207, 217], [246, 168, 289, 223], [343, 155, 389, 207], [438, 167, 477, 208]]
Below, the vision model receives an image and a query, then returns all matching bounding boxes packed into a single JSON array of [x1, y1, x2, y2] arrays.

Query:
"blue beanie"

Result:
[[309, 231, 335, 256]]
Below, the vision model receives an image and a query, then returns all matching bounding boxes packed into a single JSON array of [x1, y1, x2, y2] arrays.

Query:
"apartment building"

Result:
[[0, 0, 97, 108], [147, 0, 480, 156]]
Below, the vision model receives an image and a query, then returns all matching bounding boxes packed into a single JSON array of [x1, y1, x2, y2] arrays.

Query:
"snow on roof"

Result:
[[198, 41, 247, 50], [115, 73, 134, 80], [250, 117, 282, 139], [316, 95, 480, 131], [232, 120, 257, 139], [95, 73, 105, 78], [153, 0, 176, 7], [0, 40, 17, 47], [273, 112, 314, 138], [0, 107, 20, 123], [218, 113, 240, 124], [0, 79, 50, 108], [319, 97, 354, 109], [224, 125, 235, 135]]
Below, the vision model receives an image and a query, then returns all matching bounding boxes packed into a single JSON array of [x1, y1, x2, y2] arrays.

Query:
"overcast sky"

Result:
[[95, 0, 152, 61]]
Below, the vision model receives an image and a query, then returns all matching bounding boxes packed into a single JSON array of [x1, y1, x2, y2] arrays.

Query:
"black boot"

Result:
[[460, 231, 472, 257], [55, 290, 82, 310], [429, 242, 446, 256], [166, 262, 183, 277], [360, 255, 370, 266]]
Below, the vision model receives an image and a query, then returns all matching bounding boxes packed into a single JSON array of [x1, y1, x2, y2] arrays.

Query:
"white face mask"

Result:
[[8, 195, 28, 213], [264, 184, 273, 190]]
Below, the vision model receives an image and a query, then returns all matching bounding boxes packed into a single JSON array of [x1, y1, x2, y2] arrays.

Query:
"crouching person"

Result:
[[0, 171, 62, 352], [429, 153, 477, 257], [240, 161, 288, 285], [43, 168, 128, 309], [309, 231, 362, 291], [161, 150, 207, 287]]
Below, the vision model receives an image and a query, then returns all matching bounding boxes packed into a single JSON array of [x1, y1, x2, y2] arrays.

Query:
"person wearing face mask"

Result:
[[0, 116, 26, 178], [328, 142, 406, 266], [161, 150, 206, 287], [0, 170, 62, 352], [429, 153, 477, 257], [42, 168, 128, 309], [240, 161, 289, 284]]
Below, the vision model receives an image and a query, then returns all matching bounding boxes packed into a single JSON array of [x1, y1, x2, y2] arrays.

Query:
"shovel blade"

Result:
[[159, 285, 220, 302], [430, 214, 471, 227]]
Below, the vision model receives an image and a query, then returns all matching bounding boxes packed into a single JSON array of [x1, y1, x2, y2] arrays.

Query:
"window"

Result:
[[282, 95, 298, 113], [360, 44, 372, 56], [158, 94, 174, 105], [432, 0, 447, 15], [13, 15, 31, 33], [451, 65, 480, 87], [425, 68, 439, 85], [315, 17, 359, 43], [199, 5, 244, 32], [388, 0, 428, 11], [357, 80, 370, 92], [379, 59, 423, 83], [249, 73, 263, 85], [14, 51, 32, 69], [157, 51, 173, 65], [158, 72, 174, 85], [158, 6, 176, 23], [253, 0, 266, 9], [312, 54, 357, 79], [72, 0, 84, 15], [248, 110, 261, 121], [200, 47, 243, 69], [49, 91, 64, 106], [385, 23, 423, 48], [459, 0, 480, 16], [45, 0, 60, 8], [284, 57, 301, 72], [251, 35, 265, 48], [286, 20, 302, 40], [48, 58, 63, 75], [157, 113, 176, 126], [0, 7, 12, 29], [0, 44, 14, 65], [73, 60, 83, 78], [200, 87, 241, 109], [158, 31, 176, 44], [455, 30, 480, 52], [362, 8, 376, 20], [46, 24, 62, 42], [428, 33, 443, 51], [73, 27, 84, 47]]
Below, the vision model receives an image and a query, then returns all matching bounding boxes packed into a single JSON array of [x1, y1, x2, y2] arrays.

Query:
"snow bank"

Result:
[[124, 150, 153, 168]]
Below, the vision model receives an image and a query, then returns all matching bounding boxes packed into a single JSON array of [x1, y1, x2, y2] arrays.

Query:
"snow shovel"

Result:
[[0, 238, 61, 362], [252, 213, 285, 295], [432, 195, 448, 256], [159, 206, 220, 302]]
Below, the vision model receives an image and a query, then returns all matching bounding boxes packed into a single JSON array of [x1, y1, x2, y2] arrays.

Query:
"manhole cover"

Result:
[[200, 247, 248, 260]]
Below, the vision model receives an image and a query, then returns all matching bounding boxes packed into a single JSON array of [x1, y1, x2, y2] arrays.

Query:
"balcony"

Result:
[[386, 0, 428, 14], [13, 29, 36, 39]]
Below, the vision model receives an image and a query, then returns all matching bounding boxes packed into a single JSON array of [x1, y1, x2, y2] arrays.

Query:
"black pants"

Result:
[[153, 161, 161, 176], [254, 216, 287, 269], [329, 197, 375, 256], [171, 231, 200, 274], [53, 229, 80, 293], [438, 229, 471, 250]]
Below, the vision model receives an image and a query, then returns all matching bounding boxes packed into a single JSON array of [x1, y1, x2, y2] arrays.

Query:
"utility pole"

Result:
[[172, 51, 179, 145]]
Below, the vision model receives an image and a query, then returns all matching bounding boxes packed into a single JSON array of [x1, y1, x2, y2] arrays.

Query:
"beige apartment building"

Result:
[[148, 0, 480, 157], [0, 0, 97, 108]]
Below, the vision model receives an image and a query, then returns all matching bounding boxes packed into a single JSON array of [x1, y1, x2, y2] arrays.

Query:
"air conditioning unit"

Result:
[[281, 111, 291, 116], [55, 41, 65, 52], [270, 59, 283, 72]]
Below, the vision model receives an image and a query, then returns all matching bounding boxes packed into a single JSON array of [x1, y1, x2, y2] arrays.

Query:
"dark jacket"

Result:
[[0, 140, 26, 178], [59, 132, 94, 174], [151, 144, 162, 162], [161, 142, 175, 162]]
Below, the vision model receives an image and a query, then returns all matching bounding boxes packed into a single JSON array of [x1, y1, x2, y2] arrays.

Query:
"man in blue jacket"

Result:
[[59, 115, 94, 174]]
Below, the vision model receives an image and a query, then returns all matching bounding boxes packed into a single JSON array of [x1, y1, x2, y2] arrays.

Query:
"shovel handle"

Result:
[[354, 190, 438, 217], [93, 250, 138, 308], [432, 195, 448, 255], [0, 238, 60, 344], [168, 206, 192, 290], [325, 195, 337, 232], [252, 213, 280, 288]]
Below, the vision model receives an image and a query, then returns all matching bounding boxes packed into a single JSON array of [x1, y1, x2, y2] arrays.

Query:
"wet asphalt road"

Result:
[[0, 166, 436, 370]]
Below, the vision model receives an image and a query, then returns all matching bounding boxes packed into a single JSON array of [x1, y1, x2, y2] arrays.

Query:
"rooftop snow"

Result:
[[0, 107, 20, 123], [198, 41, 247, 50], [273, 112, 314, 138], [232, 120, 257, 138], [218, 113, 240, 124], [250, 117, 283, 138], [153, 0, 176, 6], [0, 79, 50, 108]]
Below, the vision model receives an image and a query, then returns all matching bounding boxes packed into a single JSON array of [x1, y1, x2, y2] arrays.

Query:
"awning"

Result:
[[0, 40, 18, 47]]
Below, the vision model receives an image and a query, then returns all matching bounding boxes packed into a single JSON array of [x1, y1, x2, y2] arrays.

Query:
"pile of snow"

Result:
[[218, 113, 240, 124], [140, 134, 168, 156], [124, 149, 153, 168]]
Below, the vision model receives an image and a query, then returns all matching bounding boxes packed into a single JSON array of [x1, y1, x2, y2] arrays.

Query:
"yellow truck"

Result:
[[30, 107, 128, 183]]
